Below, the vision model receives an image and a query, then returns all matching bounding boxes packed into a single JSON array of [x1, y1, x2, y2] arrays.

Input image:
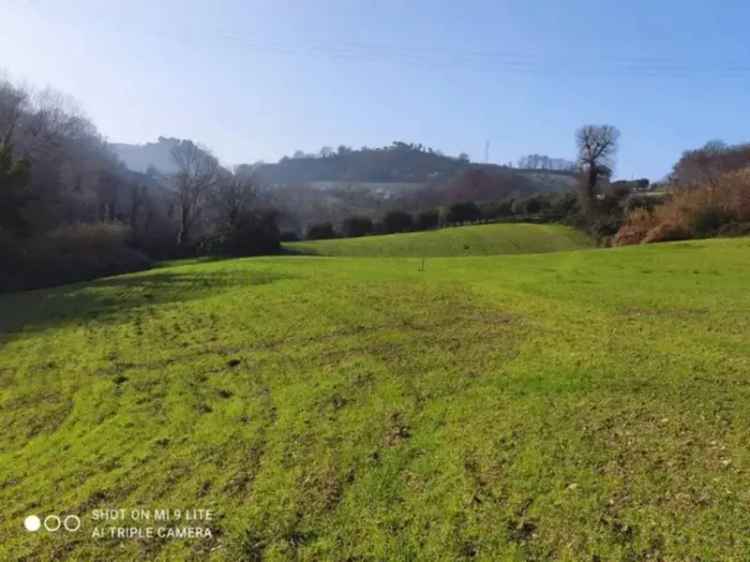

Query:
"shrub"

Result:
[[548, 192, 579, 221], [382, 211, 414, 233], [341, 215, 374, 237], [280, 231, 300, 242], [306, 222, 337, 240], [612, 208, 658, 246], [717, 222, 750, 237], [719, 168, 750, 221], [416, 209, 440, 230], [524, 196, 548, 215], [1, 222, 151, 292], [689, 206, 731, 236], [210, 209, 281, 256], [480, 200, 514, 221], [446, 202, 481, 224], [642, 221, 690, 244], [614, 168, 750, 245]]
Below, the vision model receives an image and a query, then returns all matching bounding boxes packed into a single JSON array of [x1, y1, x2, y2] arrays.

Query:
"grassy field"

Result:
[[2, 235, 750, 561], [285, 223, 592, 257]]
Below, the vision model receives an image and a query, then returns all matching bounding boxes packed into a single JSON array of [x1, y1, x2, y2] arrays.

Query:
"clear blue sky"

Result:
[[3, 0, 749, 180]]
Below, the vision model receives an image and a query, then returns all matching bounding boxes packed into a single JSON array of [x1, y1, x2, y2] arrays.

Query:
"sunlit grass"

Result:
[[285, 222, 593, 257], [2, 237, 750, 560]]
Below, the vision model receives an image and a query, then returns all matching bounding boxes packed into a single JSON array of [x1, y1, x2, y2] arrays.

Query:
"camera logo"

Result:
[[24, 514, 81, 533]]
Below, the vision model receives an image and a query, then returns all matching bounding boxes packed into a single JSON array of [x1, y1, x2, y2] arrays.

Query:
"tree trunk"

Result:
[[579, 162, 598, 216], [177, 204, 190, 248]]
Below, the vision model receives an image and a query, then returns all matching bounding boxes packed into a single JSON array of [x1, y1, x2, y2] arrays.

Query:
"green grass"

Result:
[[2, 237, 750, 561], [285, 222, 593, 257]]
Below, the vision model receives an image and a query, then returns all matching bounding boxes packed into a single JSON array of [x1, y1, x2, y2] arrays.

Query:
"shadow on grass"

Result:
[[0, 269, 297, 340]]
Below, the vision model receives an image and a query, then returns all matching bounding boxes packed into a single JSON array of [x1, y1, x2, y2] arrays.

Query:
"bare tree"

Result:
[[211, 166, 257, 230], [170, 140, 219, 248], [0, 80, 28, 146], [129, 184, 147, 232], [576, 125, 620, 214], [671, 140, 750, 188]]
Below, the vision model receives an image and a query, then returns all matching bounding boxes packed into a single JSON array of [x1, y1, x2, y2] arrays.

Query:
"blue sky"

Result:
[[3, 0, 749, 180]]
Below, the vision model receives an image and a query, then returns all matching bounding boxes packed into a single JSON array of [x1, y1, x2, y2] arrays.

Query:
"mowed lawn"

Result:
[[2, 237, 750, 560], [285, 223, 592, 257]]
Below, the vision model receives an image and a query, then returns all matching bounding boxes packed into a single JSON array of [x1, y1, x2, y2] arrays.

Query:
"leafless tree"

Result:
[[576, 125, 620, 214], [0, 80, 28, 146], [211, 166, 257, 230], [671, 140, 750, 188], [170, 140, 219, 248]]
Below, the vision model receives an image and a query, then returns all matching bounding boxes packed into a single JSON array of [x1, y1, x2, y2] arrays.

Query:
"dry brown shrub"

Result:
[[642, 221, 690, 243], [614, 168, 750, 245], [612, 208, 659, 246], [719, 169, 750, 221]]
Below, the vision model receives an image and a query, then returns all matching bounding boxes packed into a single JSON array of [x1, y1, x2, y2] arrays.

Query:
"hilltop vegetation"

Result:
[[287, 222, 592, 257], [256, 142, 467, 184], [2, 238, 750, 560]]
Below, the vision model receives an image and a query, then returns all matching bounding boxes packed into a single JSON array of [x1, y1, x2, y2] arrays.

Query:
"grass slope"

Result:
[[2, 239, 750, 560], [286, 222, 592, 257]]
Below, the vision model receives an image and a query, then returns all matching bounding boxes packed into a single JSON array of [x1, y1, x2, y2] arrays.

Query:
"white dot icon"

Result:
[[24, 515, 41, 532]]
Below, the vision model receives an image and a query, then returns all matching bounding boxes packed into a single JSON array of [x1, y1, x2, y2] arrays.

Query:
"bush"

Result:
[[1, 222, 151, 292], [446, 202, 481, 224], [689, 206, 731, 236], [209, 210, 281, 256], [480, 200, 514, 221], [642, 221, 690, 244], [341, 215, 374, 237], [416, 209, 440, 230], [612, 208, 659, 246], [614, 169, 750, 245], [280, 231, 300, 242], [717, 222, 750, 237], [548, 192, 579, 220], [382, 211, 414, 233], [306, 222, 337, 240]]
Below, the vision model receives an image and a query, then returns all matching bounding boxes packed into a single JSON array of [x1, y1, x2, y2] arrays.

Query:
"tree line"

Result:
[[304, 192, 583, 240], [3, 71, 747, 291], [0, 77, 280, 291], [566, 124, 750, 246]]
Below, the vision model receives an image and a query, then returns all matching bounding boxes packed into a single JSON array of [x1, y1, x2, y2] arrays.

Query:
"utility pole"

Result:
[[484, 140, 490, 163]]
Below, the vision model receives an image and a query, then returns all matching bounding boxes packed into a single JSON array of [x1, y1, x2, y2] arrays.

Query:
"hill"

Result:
[[110, 140, 579, 235], [3, 238, 750, 560], [110, 137, 181, 174], [255, 142, 466, 184], [286, 222, 592, 257], [112, 139, 577, 196]]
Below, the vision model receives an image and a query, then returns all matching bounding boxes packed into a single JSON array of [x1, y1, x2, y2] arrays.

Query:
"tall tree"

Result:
[[671, 140, 750, 187], [0, 81, 27, 146], [576, 125, 620, 215], [170, 140, 219, 248], [211, 167, 257, 232], [0, 143, 31, 235]]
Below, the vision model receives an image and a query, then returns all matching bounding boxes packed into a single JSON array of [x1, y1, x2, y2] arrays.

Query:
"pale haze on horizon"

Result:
[[3, 0, 750, 180]]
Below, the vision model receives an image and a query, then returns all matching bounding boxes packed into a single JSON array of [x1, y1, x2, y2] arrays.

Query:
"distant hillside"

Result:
[[405, 166, 576, 209], [111, 139, 578, 196], [110, 137, 180, 174], [254, 142, 468, 185], [256, 146, 578, 229], [111, 139, 580, 234], [517, 169, 578, 192], [255, 143, 578, 193]]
